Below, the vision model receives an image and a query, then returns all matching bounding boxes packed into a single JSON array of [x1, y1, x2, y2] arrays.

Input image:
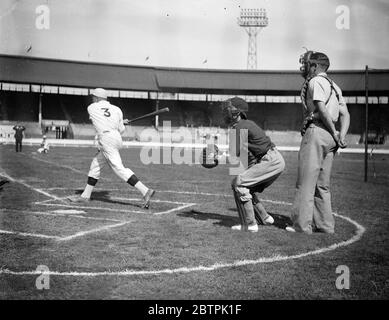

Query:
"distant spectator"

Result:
[[13, 124, 25, 152]]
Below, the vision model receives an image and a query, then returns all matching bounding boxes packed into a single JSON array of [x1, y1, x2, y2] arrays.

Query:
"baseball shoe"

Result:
[[263, 215, 274, 225], [67, 195, 90, 203], [231, 224, 259, 233], [285, 226, 296, 232], [142, 188, 155, 209]]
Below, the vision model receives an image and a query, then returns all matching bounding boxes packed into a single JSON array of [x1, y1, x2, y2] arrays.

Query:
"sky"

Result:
[[0, 0, 388, 70]]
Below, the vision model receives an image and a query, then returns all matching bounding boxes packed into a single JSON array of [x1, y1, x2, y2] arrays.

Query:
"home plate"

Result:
[[53, 209, 86, 215]]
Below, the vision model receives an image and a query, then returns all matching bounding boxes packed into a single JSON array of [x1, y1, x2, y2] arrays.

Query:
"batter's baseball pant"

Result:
[[292, 123, 337, 234], [232, 147, 285, 225], [87, 131, 135, 182]]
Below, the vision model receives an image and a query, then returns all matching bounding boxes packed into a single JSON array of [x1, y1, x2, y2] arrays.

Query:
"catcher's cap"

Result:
[[228, 96, 249, 112], [91, 88, 108, 99]]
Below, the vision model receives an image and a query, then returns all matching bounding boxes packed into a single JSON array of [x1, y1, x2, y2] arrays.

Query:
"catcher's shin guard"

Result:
[[252, 191, 269, 225], [233, 190, 249, 231]]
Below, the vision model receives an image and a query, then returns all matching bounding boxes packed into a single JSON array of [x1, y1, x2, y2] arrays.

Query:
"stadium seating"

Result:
[[1, 91, 388, 144], [0, 92, 39, 121]]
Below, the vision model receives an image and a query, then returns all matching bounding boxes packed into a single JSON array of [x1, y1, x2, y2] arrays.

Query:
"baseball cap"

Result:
[[91, 88, 108, 99], [310, 52, 330, 68]]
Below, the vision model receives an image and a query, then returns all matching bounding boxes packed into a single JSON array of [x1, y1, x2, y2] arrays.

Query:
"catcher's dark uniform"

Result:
[[232, 119, 285, 226], [13, 125, 25, 152]]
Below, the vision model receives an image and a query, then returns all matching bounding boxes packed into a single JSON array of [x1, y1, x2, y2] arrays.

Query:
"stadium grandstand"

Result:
[[0, 54, 388, 146]]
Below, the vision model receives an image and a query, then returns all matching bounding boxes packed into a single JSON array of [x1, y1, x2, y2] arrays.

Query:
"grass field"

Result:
[[0, 144, 388, 299]]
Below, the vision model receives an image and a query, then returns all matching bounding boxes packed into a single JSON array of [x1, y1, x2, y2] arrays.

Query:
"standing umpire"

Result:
[[13, 124, 26, 152], [287, 51, 350, 234]]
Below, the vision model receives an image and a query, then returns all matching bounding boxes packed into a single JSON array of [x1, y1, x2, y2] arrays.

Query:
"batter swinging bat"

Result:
[[124, 107, 170, 124]]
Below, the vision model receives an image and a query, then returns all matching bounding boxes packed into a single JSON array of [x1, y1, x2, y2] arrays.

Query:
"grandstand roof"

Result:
[[1, 54, 388, 95]]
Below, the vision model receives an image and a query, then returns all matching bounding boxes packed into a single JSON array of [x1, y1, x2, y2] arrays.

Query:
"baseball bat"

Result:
[[124, 107, 170, 124]]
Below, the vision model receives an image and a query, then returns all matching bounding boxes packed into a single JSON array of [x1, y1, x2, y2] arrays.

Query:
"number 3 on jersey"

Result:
[[101, 107, 111, 117]]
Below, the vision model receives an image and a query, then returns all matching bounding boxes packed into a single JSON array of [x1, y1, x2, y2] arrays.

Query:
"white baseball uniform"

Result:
[[37, 139, 49, 153], [87, 100, 134, 182]]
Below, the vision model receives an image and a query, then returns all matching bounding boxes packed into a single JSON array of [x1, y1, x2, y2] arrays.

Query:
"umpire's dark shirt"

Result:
[[234, 119, 274, 163]]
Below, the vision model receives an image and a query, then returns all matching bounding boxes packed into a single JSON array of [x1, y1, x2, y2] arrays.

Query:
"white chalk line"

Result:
[[0, 208, 366, 277], [0, 209, 122, 222], [109, 196, 196, 206], [0, 209, 131, 241], [0, 166, 366, 276], [0, 170, 196, 240], [0, 170, 62, 201], [153, 203, 196, 215], [35, 196, 195, 215], [58, 221, 131, 242], [0, 229, 62, 240], [0, 187, 195, 241], [40, 187, 293, 206], [0, 214, 130, 242]]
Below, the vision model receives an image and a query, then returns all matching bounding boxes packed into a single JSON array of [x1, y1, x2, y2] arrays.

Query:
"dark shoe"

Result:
[[142, 189, 155, 209], [0, 179, 10, 191]]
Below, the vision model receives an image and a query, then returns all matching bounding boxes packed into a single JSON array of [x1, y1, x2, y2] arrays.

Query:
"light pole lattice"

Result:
[[238, 8, 269, 69]]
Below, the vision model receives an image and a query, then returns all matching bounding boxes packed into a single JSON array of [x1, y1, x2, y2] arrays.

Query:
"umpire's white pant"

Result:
[[88, 131, 134, 182], [292, 124, 336, 234]]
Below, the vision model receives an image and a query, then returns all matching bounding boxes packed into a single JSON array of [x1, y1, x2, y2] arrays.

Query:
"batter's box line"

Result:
[[35, 196, 196, 215], [0, 209, 132, 242], [0, 201, 196, 242], [1, 209, 123, 223], [39, 187, 291, 206], [0, 222, 131, 242]]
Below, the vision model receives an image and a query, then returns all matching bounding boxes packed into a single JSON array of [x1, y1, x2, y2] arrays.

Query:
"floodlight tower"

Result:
[[238, 8, 269, 69]]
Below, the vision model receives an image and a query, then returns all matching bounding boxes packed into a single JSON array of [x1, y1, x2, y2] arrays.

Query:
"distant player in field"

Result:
[[37, 135, 49, 154], [13, 124, 25, 152], [69, 88, 155, 208], [222, 97, 285, 232], [286, 51, 350, 234]]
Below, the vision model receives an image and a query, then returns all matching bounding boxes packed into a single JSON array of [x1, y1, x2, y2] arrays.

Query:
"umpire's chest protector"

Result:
[[306, 76, 340, 122]]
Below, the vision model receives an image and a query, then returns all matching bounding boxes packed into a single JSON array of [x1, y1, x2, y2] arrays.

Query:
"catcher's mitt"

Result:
[[201, 144, 219, 169]]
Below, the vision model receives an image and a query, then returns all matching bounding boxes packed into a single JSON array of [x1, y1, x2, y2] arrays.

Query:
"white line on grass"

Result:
[[0, 210, 365, 277], [40, 187, 292, 205], [0, 166, 366, 276], [0, 170, 62, 201], [0, 229, 62, 240], [35, 202, 146, 214], [35, 196, 195, 215], [0, 209, 127, 240], [1, 209, 122, 223], [108, 196, 196, 206], [153, 203, 196, 215], [58, 221, 131, 242]]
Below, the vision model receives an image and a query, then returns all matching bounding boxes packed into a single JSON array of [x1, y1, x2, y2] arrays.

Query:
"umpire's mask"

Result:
[[299, 50, 330, 79]]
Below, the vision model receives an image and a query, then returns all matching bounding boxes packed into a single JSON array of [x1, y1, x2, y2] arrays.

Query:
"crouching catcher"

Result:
[[222, 97, 285, 232]]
